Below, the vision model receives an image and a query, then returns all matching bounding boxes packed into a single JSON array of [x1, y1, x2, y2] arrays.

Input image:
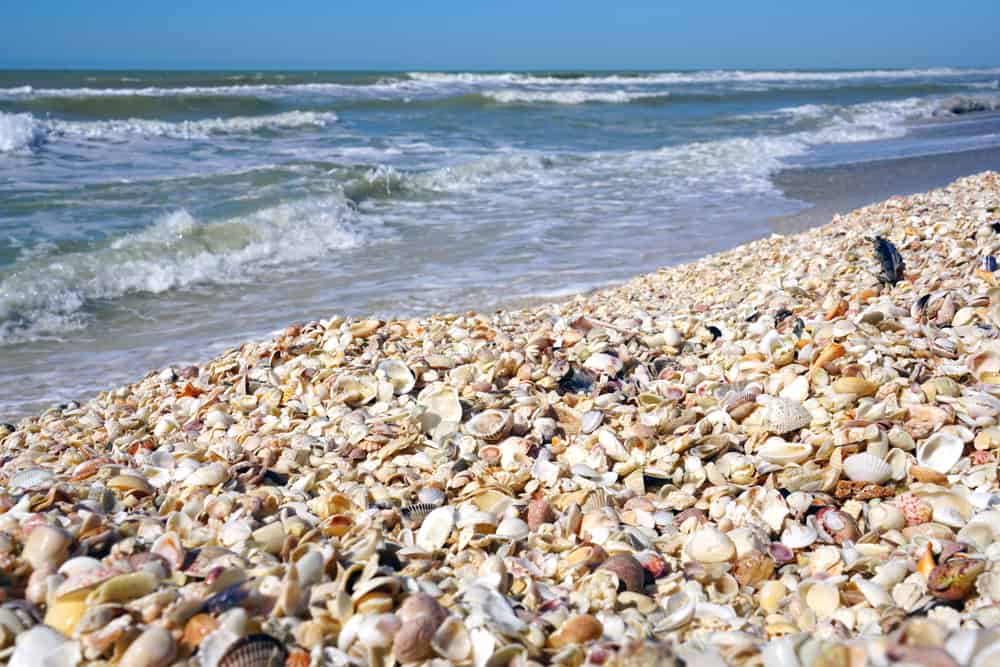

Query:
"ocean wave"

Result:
[[483, 89, 671, 105], [0, 196, 369, 343], [0, 112, 46, 153], [932, 94, 1000, 116]]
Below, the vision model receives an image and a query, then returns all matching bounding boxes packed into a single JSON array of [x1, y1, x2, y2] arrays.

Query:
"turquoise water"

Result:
[[1, 68, 999, 417]]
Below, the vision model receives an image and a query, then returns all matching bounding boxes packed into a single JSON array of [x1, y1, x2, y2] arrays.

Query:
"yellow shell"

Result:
[[44, 590, 89, 635]]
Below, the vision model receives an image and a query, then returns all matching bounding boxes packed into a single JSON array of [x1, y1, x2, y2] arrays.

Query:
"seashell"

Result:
[[151, 531, 184, 571], [44, 592, 89, 636], [927, 558, 986, 601], [417, 487, 445, 506], [583, 352, 623, 377], [216, 634, 287, 667], [916, 431, 964, 474], [815, 507, 860, 544], [356, 613, 401, 650], [183, 461, 228, 489], [85, 570, 159, 606], [852, 577, 893, 608], [547, 614, 603, 649], [686, 527, 736, 563], [465, 410, 512, 442], [107, 473, 154, 497], [734, 550, 776, 587], [119, 626, 176, 667], [758, 581, 787, 614], [9, 468, 55, 492], [780, 522, 818, 550], [394, 614, 441, 663], [580, 410, 604, 434], [182, 613, 220, 653], [843, 452, 892, 484], [809, 342, 845, 379], [763, 398, 812, 434], [431, 616, 472, 662], [868, 502, 905, 532], [527, 498, 556, 531], [23, 524, 72, 572], [495, 517, 529, 540], [598, 553, 645, 593], [9, 624, 82, 667], [831, 376, 878, 397], [250, 522, 285, 555], [416, 506, 455, 550], [756, 437, 813, 464], [349, 318, 382, 339], [204, 410, 235, 430], [805, 582, 841, 617], [401, 503, 438, 527], [377, 359, 415, 394], [417, 383, 462, 435], [657, 590, 696, 631]]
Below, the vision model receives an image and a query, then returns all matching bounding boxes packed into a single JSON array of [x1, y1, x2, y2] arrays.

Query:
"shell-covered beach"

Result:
[[4, 172, 1000, 666]]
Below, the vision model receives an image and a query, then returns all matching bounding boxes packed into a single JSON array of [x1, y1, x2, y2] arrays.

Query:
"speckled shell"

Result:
[[763, 398, 812, 434]]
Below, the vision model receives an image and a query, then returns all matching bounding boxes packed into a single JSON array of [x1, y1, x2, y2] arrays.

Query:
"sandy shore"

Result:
[[3, 172, 1000, 665]]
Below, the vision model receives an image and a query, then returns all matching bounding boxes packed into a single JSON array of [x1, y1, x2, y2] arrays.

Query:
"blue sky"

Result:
[[1, 0, 997, 70]]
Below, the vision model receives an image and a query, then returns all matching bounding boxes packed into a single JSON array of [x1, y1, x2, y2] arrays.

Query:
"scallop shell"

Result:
[[416, 506, 455, 551], [215, 634, 287, 667], [464, 409, 512, 442], [843, 452, 892, 484], [757, 437, 813, 464], [917, 431, 964, 474], [417, 383, 462, 434], [763, 398, 812, 434], [377, 359, 415, 395]]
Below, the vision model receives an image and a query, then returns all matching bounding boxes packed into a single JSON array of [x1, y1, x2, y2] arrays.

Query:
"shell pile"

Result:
[[2, 172, 1000, 666]]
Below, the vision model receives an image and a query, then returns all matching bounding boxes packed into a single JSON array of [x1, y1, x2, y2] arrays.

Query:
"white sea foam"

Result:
[[48, 110, 339, 141], [484, 89, 668, 104], [0, 112, 47, 153], [0, 196, 369, 343]]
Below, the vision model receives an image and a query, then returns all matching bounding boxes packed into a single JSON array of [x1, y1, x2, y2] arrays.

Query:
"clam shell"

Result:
[[843, 452, 892, 484], [495, 517, 529, 540], [417, 383, 462, 434], [780, 522, 818, 550], [917, 431, 964, 474], [394, 615, 440, 663], [23, 524, 72, 572], [431, 616, 472, 662], [686, 527, 736, 563], [464, 409, 512, 442], [757, 437, 813, 464], [9, 625, 81, 667], [598, 553, 646, 593], [119, 626, 176, 667], [763, 398, 812, 434], [805, 582, 841, 617], [377, 359, 415, 394], [416, 506, 455, 551]]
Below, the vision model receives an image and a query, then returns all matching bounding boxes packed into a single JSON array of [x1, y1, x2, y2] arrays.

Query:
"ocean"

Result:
[[2, 68, 1000, 418]]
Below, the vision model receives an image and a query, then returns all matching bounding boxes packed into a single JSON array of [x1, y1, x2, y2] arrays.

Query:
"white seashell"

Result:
[[203, 410, 234, 430], [842, 452, 892, 484], [916, 431, 964, 474], [580, 411, 603, 434], [495, 517, 529, 540], [763, 397, 812, 434], [9, 625, 82, 667], [779, 375, 810, 402], [376, 359, 415, 394], [331, 374, 378, 407], [851, 576, 893, 608], [781, 522, 818, 549], [417, 487, 446, 506], [417, 383, 462, 435], [761, 637, 798, 667], [656, 590, 696, 631], [416, 506, 455, 551], [23, 524, 72, 572], [431, 616, 472, 662], [805, 582, 841, 617], [118, 626, 175, 667], [867, 503, 905, 533], [9, 468, 54, 492], [357, 613, 401, 650], [464, 410, 512, 442], [183, 461, 228, 488], [686, 527, 736, 563], [760, 330, 796, 366], [756, 437, 813, 464], [583, 352, 623, 376], [462, 584, 526, 636]]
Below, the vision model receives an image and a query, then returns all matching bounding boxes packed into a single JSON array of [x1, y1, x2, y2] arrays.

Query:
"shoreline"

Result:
[[3, 172, 1000, 664]]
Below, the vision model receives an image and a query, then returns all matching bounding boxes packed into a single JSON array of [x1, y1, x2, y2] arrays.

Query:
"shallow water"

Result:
[[2, 68, 1000, 417]]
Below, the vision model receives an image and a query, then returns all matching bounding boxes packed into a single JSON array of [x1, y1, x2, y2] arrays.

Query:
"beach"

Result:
[[3, 172, 1000, 665]]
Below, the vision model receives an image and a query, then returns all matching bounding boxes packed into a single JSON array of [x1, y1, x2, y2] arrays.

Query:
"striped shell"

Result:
[[217, 634, 287, 667], [763, 398, 812, 434], [401, 502, 438, 526], [464, 409, 512, 441], [843, 452, 892, 484]]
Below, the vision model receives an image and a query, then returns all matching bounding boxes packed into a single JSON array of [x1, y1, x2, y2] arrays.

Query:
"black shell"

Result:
[[218, 634, 288, 667], [872, 235, 905, 285]]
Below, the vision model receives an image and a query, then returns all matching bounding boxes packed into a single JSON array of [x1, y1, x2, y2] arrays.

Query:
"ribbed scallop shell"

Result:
[[216, 634, 287, 667], [763, 398, 811, 434], [464, 409, 512, 441], [843, 452, 892, 484]]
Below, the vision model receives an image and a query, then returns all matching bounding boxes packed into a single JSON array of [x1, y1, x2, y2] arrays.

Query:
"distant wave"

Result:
[[483, 89, 671, 104], [0, 196, 370, 343], [932, 94, 1000, 116], [0, 110, 338, 150]]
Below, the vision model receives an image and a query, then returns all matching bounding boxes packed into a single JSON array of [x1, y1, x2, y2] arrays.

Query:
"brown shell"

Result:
[[734, 550, 776, 587], [218, 634, 288, 667], [927, 557, 986, 601], [547, 614, 603, 649], [394, 615, 440, 663], [598, 553, 646, 594], [527, 498, 556, 531], [399, 592, 448, 625], [181, 613, 219, 653]]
